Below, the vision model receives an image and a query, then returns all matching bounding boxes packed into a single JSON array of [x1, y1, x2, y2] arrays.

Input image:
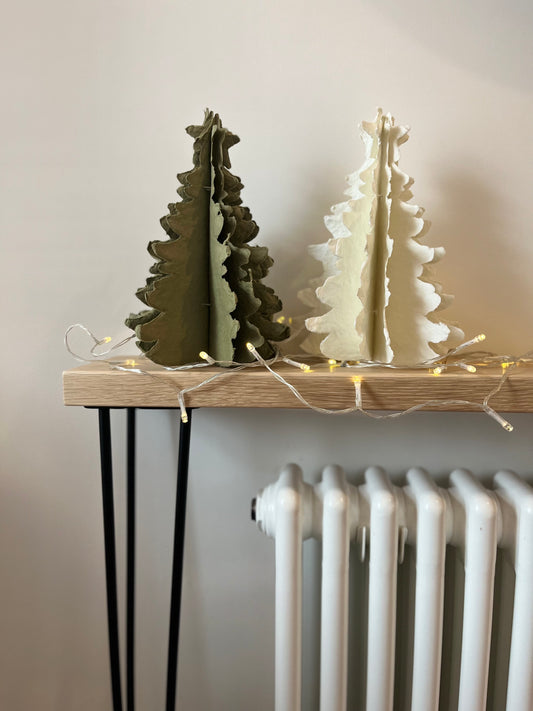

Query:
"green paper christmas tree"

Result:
[[126, 110, 289, 366]]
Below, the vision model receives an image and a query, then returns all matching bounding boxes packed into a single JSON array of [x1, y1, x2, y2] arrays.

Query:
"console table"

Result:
[[62, 360, 533, 711]]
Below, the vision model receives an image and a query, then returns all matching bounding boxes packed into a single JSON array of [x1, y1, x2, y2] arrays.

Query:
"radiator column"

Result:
[[449, 469, 498, 711], [405, 468, 447, 711], [254, 464, 313, 711], [318, 466, 352, 711], [363, 467, 398, 711], [494, 470, 533, 711]]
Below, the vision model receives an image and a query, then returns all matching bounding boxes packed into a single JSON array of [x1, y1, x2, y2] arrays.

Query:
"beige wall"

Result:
[[2, 0, 533, 708]]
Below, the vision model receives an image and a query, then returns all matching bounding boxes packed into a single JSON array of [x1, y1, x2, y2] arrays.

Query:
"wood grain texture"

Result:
[[63, 359, 533, 412]]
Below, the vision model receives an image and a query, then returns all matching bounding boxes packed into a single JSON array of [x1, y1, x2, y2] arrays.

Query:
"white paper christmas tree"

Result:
[[300, 109, 463, 364]]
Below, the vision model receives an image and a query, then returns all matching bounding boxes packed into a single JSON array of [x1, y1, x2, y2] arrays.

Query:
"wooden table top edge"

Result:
[[62, 359, 533, 412]]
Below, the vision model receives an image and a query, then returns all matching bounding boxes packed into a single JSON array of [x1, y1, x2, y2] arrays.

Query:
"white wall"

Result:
[[2, 0, 533, 708]]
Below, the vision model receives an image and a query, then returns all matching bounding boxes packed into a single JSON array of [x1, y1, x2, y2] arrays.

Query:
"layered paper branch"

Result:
[[301, 109, 463, 364], [126, 110, 289, 366]]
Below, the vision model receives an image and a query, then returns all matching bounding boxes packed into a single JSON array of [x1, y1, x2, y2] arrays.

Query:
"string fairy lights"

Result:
[[352, 376, 363, 410], [65, 324, 136, 361], [65, 323, 533, 433]]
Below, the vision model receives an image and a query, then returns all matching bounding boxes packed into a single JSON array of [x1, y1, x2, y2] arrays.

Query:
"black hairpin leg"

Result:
[[98, 406, 193, 711], [166, 409, 193, 711], [98, 408, 124, 711], [126, 408, 136, 711]]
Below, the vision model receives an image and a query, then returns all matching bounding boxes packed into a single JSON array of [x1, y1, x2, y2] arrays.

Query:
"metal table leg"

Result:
[[97, 406, 193, 711], [166, 408, 193, 711], [126, 408, 136, 711], [98, 407, 124, 711]]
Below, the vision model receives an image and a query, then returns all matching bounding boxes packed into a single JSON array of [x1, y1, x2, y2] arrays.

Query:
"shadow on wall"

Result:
[[430, 169, 530, 353], [266, 167, 353, 323]]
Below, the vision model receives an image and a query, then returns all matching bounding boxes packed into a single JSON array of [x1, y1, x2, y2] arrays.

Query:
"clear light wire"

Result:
[[66, 324, 525, 432]]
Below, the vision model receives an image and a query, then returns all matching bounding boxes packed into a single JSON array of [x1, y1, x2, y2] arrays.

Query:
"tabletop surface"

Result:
[[62, 358, 533, 412]]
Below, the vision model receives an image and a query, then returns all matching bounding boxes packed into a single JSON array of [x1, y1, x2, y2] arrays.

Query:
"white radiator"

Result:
[[253, 464, 533, 711]]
